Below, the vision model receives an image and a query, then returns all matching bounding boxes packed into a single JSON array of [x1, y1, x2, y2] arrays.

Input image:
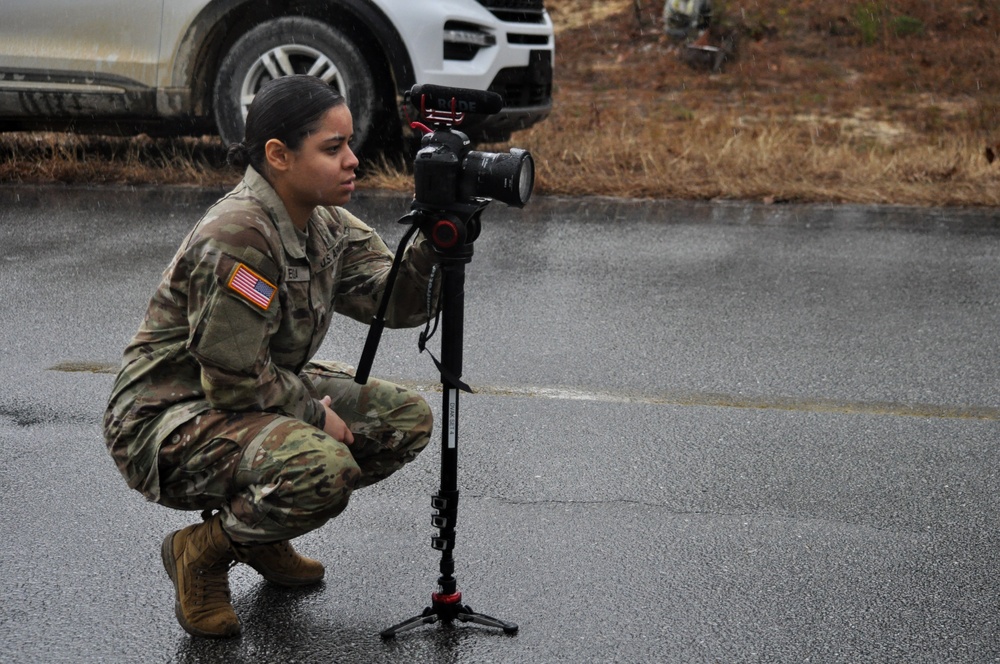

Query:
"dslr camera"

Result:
[[407, 84, 535, 253]]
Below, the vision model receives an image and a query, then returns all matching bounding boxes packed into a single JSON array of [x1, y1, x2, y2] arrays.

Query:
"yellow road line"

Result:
[[55, 362, 999, 421]]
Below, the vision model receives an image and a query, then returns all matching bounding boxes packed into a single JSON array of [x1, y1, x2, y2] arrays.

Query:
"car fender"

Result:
[[158, 0, 415, 117]]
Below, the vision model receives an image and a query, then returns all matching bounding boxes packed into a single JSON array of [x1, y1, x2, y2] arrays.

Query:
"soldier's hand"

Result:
[[320, 395, 355, 445]]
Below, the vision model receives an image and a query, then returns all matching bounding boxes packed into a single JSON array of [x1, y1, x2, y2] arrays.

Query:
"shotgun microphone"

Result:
[[409, 84, 505, 116]]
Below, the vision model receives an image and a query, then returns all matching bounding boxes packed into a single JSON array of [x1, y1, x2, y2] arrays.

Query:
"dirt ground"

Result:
[[548, 0, 999, 144]]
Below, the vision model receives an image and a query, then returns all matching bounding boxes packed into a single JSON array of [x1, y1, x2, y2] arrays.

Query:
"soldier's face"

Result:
[[285, 104, 359, 208]]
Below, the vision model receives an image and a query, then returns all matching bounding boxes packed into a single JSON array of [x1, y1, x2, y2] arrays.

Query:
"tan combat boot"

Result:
[[233, 539, 326, 587], [161, 513, 241, 638]]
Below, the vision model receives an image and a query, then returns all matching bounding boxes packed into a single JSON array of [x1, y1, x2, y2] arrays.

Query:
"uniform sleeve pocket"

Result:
[[190, 290, 271, 373]]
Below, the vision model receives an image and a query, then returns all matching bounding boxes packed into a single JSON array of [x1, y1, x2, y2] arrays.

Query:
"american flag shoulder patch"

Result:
[[227, 263, 277, 310]]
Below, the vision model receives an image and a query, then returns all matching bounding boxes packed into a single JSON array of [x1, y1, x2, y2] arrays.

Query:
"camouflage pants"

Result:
[[155, 361, 432, 543]]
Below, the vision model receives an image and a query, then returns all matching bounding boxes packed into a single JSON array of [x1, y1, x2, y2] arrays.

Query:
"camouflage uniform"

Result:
[[103, 167, 438, 543]]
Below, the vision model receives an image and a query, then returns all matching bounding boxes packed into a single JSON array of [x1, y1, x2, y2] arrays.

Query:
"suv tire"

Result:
[[213, 16, 379, 152]]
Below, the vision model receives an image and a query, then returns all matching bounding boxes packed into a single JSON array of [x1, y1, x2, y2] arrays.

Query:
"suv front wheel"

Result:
[[213, 16, 379, 154]]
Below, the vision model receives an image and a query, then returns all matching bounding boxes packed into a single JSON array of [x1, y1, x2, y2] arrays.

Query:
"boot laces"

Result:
[[192, 560, 236, 610], [238, 540, 298, 567]]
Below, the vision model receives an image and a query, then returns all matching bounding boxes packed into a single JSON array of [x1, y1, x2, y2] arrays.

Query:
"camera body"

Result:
[[408, 84, 534, 254], [413, 127, 534, 210]]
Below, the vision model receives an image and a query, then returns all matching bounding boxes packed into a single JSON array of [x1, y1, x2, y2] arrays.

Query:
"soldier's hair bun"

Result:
[[227, 141, 251, 169]]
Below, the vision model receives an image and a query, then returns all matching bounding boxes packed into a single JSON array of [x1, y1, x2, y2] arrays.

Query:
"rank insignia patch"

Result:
[[228, 263, 276, 310]]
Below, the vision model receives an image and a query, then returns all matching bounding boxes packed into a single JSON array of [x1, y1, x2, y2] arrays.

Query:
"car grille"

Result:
[[476, 0, 547, 23], [488, 50, 552, 107]]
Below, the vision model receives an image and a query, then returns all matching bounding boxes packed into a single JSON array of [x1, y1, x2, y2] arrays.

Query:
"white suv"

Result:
[[0, 0, 554, 157]]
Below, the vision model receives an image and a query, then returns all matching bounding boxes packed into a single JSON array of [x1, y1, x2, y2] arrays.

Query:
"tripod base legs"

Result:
[[381, 591, 518, 638]]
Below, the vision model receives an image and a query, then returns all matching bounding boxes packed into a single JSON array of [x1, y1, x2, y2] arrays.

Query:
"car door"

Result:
[[0, 0, 164, 118]]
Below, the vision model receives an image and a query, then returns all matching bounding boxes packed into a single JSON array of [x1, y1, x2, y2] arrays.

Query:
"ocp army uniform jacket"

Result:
[[103, 167, 438, 501]]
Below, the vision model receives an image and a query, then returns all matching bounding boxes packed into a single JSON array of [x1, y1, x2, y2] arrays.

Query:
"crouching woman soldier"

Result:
[[103, 75, 439, 638]]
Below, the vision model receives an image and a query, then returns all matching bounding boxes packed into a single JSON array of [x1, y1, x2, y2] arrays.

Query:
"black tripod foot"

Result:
[[381, 591, 518, 638]]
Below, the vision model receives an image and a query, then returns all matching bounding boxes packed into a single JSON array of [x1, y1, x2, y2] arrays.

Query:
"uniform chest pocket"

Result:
[[279, 269, 315, 335], [309, 245, 343, 314]]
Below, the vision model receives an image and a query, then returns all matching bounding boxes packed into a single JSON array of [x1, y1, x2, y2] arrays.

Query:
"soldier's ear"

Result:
[[264, 139, 292, 173]]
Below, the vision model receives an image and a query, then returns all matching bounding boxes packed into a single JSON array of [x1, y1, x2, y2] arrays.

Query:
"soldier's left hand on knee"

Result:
[[319, 396, 355, 445]]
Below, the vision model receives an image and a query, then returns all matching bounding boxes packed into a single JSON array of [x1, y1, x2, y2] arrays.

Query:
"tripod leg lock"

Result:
[[431, 533, 455, 551], [431, 490, 459, 512], [430, 490, 459, 543]]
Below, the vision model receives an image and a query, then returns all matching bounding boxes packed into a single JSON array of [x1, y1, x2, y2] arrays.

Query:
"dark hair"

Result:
[[226, 75, 346, 172]]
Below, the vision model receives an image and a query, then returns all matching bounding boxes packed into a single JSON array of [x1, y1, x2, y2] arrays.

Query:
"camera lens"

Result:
[[515, 152, 535, 204], [461, 148, 534, 208]]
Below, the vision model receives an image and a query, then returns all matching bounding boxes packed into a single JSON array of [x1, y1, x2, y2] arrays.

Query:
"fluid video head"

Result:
[[408, 84, 535, 212]]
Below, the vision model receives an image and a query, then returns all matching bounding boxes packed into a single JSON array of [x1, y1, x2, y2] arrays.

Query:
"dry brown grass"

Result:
[[511, 103, 1000, 206], [3, 0, 999, 207], [531, 0, 1000, 205], [0, 132, 232, 187]]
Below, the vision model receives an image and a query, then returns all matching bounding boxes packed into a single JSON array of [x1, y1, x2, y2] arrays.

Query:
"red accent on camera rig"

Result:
[[418, 92, 466, 127]]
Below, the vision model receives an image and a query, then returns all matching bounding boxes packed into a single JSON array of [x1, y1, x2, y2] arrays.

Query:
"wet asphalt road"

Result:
[[1, 185, 999, 663]]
